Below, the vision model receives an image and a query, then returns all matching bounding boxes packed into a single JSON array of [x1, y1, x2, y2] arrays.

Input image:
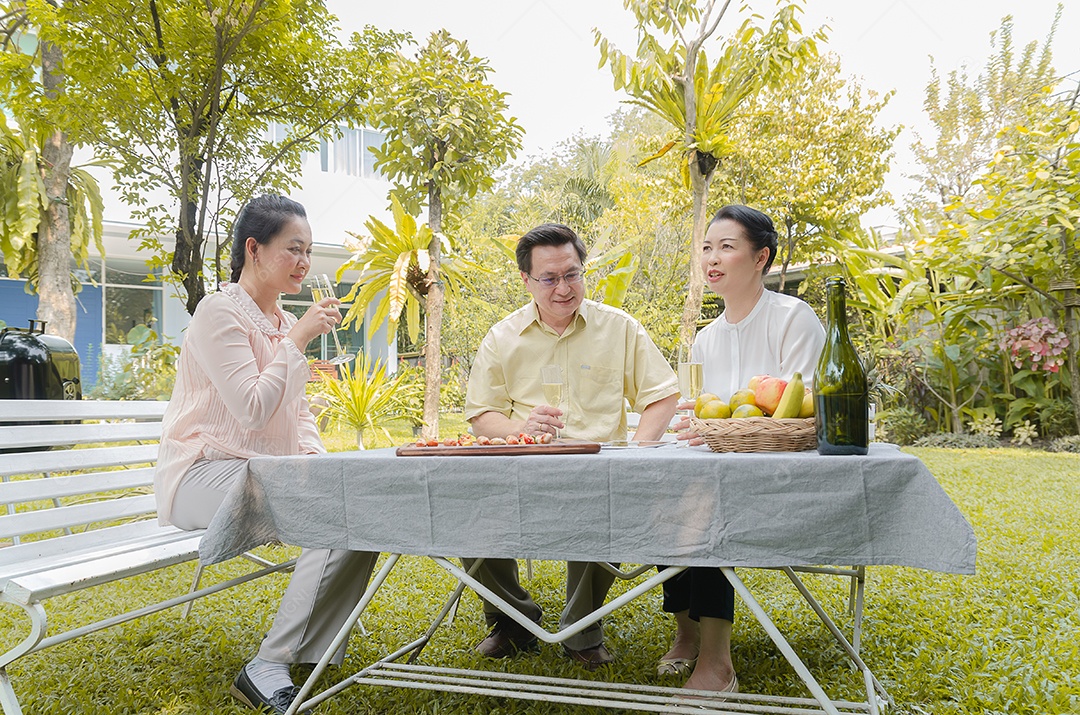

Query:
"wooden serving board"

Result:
[[395, 439, 601, 457]]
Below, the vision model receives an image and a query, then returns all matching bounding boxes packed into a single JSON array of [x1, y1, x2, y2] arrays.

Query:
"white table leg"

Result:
[[721, 567, 843, 715], [286, 553, 400, 715]]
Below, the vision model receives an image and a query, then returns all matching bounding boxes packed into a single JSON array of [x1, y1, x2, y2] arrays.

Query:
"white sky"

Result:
[[326, 1, 1079, 228]]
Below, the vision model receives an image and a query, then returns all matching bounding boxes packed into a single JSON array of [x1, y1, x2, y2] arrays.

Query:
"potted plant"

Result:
[[313, 352, 422, 449]]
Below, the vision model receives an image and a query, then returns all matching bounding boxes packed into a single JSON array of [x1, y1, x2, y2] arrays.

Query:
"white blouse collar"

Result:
[[719, 289, 770, 331]]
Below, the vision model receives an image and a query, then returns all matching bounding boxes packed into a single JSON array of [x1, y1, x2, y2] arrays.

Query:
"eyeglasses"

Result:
[[527, 269, 586, 288]]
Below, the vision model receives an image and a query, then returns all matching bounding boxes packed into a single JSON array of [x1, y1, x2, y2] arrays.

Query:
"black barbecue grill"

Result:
[[0, 320, 82, 401]]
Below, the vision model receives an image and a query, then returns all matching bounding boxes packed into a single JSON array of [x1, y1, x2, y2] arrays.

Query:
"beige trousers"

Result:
[[173, 458, 378, 665], [461, 557, 617, 651]]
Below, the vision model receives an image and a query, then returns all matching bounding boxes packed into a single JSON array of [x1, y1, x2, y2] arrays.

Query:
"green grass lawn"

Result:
[[1, 446, 1077, 714]]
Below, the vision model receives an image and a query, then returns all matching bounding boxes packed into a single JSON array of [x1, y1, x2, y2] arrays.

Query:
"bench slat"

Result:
[[0, 494, 158, 539], [0, 399, 169, 422], [0, 444, 159, 478], [0, 524, 198, 581], [0, 467, 154, 503], [0, 422, 162, 449], [3, 535, 204, 604], [0, 519, 179, 568]]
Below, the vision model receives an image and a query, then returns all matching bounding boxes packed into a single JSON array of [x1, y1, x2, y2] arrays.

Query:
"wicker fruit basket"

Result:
[[690, 416, 816, 453]]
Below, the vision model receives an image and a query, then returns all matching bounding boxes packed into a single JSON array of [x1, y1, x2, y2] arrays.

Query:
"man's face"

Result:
[[522, 243, 585, 328]]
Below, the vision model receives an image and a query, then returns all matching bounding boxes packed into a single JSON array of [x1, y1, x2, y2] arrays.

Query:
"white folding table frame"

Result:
[[283, 555, 892, 715]]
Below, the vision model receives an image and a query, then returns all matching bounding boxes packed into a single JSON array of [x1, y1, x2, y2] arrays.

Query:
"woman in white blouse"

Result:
[[661, 205, 825, 694], [155, 195, 376, 714]]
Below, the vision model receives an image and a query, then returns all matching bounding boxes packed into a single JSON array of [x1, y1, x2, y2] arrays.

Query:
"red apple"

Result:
[[755, 376, 789, 416], [748, 374, 771, 392]]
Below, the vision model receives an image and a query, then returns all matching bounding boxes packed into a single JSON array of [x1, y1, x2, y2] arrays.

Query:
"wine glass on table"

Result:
[[540, 364, 566, 439], [309, 274, 354, 365], [677, 348, 703, 443]]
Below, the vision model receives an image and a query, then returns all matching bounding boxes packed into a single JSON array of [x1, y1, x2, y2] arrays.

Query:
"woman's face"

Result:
[[245, 215, 313, 295], [700, 218, 770, 299]]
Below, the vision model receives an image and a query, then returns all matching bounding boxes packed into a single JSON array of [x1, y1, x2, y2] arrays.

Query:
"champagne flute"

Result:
[[540, 364, 566, 439], [677, 347, 703, 434], [309, 274, 354, 365]]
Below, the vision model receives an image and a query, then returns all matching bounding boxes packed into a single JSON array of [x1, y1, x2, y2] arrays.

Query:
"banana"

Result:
[[772, 372, 805, 419]]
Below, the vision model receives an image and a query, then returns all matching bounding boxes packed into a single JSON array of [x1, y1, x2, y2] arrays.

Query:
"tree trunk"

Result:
[[35, 39, 77, 344], [679, 164, 709, 351], [171, 158, 205, 314], [421, 183, 445, 441], [355, 429, 366, 450], [1061, 298, 1080, 434]]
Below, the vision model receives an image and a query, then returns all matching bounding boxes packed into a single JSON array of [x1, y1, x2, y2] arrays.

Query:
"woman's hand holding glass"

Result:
[[306, 274, 354, 365], [676, 348, 703, 446], [673, 402, 706, 446]]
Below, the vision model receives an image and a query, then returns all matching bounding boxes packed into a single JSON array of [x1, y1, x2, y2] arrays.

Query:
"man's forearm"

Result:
[[631, 394, 678, 442], [470, 411, 527, 439]]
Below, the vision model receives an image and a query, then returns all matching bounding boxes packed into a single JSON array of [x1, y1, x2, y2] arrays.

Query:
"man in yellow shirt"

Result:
[[464, 223, 679, 669]]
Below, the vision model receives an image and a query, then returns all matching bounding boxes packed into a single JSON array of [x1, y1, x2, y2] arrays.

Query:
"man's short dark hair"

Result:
[[516, 223, 588, 274]]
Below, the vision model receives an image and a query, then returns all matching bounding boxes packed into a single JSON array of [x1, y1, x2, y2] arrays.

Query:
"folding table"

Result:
[[200, 443, 977, 714]]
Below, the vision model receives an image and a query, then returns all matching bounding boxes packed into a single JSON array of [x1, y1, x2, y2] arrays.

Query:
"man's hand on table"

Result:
[[523, 404, 564, 437], [471, 405, 564, 439]]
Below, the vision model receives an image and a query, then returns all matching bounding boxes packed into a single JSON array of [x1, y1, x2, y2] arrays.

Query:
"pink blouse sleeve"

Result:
[[298, 396, 326, 454], [187, 301, 311, 431]]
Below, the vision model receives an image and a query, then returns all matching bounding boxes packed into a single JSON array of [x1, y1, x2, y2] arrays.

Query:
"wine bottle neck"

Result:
[[826, 287, 849, 339]]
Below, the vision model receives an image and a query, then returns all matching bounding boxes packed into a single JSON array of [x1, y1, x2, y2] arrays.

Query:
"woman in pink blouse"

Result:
[[155, 195, 376, 714]]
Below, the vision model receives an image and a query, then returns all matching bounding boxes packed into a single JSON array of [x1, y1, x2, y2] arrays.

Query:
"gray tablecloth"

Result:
[[199, 442, 976, 574]]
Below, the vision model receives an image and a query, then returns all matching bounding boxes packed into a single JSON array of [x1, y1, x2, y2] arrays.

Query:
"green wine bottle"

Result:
[[814, 277, 869, 455]]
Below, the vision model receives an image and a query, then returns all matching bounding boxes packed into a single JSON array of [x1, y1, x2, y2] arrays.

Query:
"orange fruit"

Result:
[[732, 404, 765, 418], [698, 399, 731, 420], [729, 389, 757, 411], [694, 392, 720, 417]]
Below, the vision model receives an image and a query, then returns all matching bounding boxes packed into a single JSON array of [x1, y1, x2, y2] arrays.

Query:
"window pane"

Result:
[[333, 128, 361, 177], [105, 258, 160, 286], [76, 257, 104, 283], [105, 286, 159, 344], [363, 129, 385, 179]]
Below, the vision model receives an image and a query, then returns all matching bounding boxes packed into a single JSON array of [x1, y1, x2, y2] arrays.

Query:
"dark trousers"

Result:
[[660, 566, 735, 623]]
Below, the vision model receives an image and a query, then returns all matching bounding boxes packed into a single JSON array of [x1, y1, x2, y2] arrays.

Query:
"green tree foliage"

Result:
[[37, 0, 401, 314], [901, 10, 1079, 434], [907, 11, 1060, 221], [1, 2, 104, 342], [828, 226, 1002, 434], [830, 10, 1079, 438], [596, 0, 822, 351], [958, 83, 1080, 433], [368, 29, 523, 440], [721, 53, 898, 289]]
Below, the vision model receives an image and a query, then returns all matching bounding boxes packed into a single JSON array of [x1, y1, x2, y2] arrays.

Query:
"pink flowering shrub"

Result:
[[1000, 317, 1069, 373]]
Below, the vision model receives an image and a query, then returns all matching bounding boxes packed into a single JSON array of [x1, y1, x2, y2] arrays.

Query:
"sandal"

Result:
[[656, 656, 697, 676]]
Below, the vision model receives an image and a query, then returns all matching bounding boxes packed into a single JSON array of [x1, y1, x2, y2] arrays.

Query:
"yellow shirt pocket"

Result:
[[573, 364, 624, 423]]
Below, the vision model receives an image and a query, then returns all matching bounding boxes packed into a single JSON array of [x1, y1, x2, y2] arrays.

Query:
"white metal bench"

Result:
[[0, 399, 297, 715]]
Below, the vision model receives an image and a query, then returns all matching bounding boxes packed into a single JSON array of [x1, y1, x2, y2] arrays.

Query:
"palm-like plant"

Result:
[[0, 112, 104, 289], [338, 194, 481, 345], [313, 352, 423, 450]]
